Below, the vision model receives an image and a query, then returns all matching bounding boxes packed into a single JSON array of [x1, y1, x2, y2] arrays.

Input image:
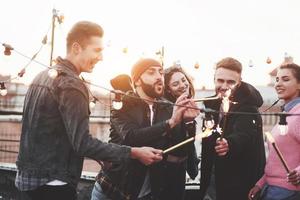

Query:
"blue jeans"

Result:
[[91, 182, 112, 200], [261, 184, 300, 200]]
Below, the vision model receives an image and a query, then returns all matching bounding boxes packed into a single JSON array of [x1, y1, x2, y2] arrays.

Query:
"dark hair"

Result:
[[164, 65, 195, 102], [279, 63, 300, 83], [216, 57, 242, 74], [66, 21, 104, 52]]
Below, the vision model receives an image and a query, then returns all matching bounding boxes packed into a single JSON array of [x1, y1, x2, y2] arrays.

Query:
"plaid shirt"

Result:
[[96, 171, 131, 200], [15, 170, 51, 191]]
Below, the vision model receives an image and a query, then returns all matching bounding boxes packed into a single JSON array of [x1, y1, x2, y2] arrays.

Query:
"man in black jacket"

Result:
[[15, 21, 162, 200], [199, 57, 266, 200], [92, 58, 200, 200]]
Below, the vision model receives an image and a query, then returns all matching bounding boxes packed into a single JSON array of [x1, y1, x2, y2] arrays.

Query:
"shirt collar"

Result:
[[283, 97, 300, 112]]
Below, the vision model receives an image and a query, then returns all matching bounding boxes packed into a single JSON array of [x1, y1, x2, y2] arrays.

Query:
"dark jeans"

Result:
[[22, 184, 77, 200], [260, 184, 300, 200]]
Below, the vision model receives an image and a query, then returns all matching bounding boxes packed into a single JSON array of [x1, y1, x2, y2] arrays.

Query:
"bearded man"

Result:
[[91, 58, 199, 200]]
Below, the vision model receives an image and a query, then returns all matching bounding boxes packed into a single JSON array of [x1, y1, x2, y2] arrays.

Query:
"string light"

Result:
[[52, 8, 64, 24], [42, 35, 48, 45], [0, 82, 8, 96], [122, 47, 128, 54], [278, 113, 288, 135], [112, 92, 123, 110], [248, 59, 254, 67], [194, 61, 200, 69], [3, 43, 13, 56], [1, 41, 300, 130], [48, 68, 58, 79], [89, 98, 97, 109]]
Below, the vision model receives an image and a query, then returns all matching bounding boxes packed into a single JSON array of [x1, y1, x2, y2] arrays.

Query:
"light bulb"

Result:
[[249, 60, 254, 67], [279, 125, 288, 135], [112, 101, 123, 110], [48, 69, 58, 79], [89, 101, 96, 109], [0, 88, 8, 96], [194, 61, 200, 69], [3, 43, 13, 56], [0, 82, 7, 96]]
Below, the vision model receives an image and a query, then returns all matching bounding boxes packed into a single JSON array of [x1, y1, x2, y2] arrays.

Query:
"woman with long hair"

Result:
[[248, 63, 300, 200], [163, 65, 200, 199]]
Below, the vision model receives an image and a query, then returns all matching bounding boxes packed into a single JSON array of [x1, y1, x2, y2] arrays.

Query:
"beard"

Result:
[[140, 79, 164, 98]]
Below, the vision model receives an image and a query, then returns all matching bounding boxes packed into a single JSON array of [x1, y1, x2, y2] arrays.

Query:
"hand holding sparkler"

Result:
[[264, 132, 300, 185], [168, 94, 192, 129], [264, 132, 290, 173], [287, 170, 300, 186], [182, 98, 200, 122]]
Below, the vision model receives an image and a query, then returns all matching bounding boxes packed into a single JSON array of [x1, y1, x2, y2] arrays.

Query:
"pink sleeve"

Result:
[[256, 174, 266, 189]]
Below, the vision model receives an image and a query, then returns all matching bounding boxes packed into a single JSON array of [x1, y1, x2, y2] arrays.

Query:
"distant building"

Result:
[[0, 79, 28, 112]]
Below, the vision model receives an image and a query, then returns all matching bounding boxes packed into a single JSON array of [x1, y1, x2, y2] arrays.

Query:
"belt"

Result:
[[166, 155, 187, 163]]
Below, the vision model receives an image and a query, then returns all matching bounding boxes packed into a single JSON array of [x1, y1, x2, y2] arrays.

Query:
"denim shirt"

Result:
[[15, 57, 130, 191], [283, 97, 300, 112]]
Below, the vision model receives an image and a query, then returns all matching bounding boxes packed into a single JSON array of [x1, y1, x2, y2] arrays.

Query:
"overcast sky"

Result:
[[1, 0, 300, 90]]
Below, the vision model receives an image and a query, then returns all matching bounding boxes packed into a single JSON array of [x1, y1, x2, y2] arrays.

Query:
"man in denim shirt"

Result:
[[15, 21, 162, 200]]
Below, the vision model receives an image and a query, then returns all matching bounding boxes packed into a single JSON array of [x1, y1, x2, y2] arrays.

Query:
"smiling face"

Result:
[[214, 67, 241, 97], [275, 68, 300, 103], [75, 36, 104, 73], [167, 71, 190, 98]]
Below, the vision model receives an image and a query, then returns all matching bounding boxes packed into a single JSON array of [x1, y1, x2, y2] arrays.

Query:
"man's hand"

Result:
[[287, 169, 300, 185], [168, 94, 189, 128], [248, 185, 261, 200], [131, 147, 163, 165], [215, 138, 229, 156], [182, 99, 200, 122]]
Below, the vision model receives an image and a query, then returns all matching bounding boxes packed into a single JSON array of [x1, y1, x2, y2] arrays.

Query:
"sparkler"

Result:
[[193, 96, 220, 102], [264, 131, 290, 173], [163, 129, 213, 154], [219, 89, 231, 139]]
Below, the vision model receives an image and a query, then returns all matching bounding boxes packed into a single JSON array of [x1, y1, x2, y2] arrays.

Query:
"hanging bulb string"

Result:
[[3, 44, 46, 83], [0, 23, 52, 83], [80, 76, 111, 108], [2, 43, 300, 118]]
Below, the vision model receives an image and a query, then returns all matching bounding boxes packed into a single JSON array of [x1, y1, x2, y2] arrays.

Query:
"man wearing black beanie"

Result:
[[92, 58, 200, 200]]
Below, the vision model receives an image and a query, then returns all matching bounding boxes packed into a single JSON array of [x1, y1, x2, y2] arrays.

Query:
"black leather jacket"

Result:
[[16, 57, 131, 188], [100, 92, 193, 199]]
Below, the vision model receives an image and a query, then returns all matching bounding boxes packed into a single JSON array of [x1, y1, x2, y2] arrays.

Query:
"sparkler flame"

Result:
[[222, 89, 231, 113]]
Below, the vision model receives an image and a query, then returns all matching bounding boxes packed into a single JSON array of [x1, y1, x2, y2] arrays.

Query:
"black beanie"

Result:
[[131, 58, 162, 83], [110, 74, 133, 92]]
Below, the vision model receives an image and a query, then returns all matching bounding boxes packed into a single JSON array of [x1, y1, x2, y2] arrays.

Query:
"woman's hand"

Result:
[[287, 169, 300, 186], [248, 185, 261, 200]]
